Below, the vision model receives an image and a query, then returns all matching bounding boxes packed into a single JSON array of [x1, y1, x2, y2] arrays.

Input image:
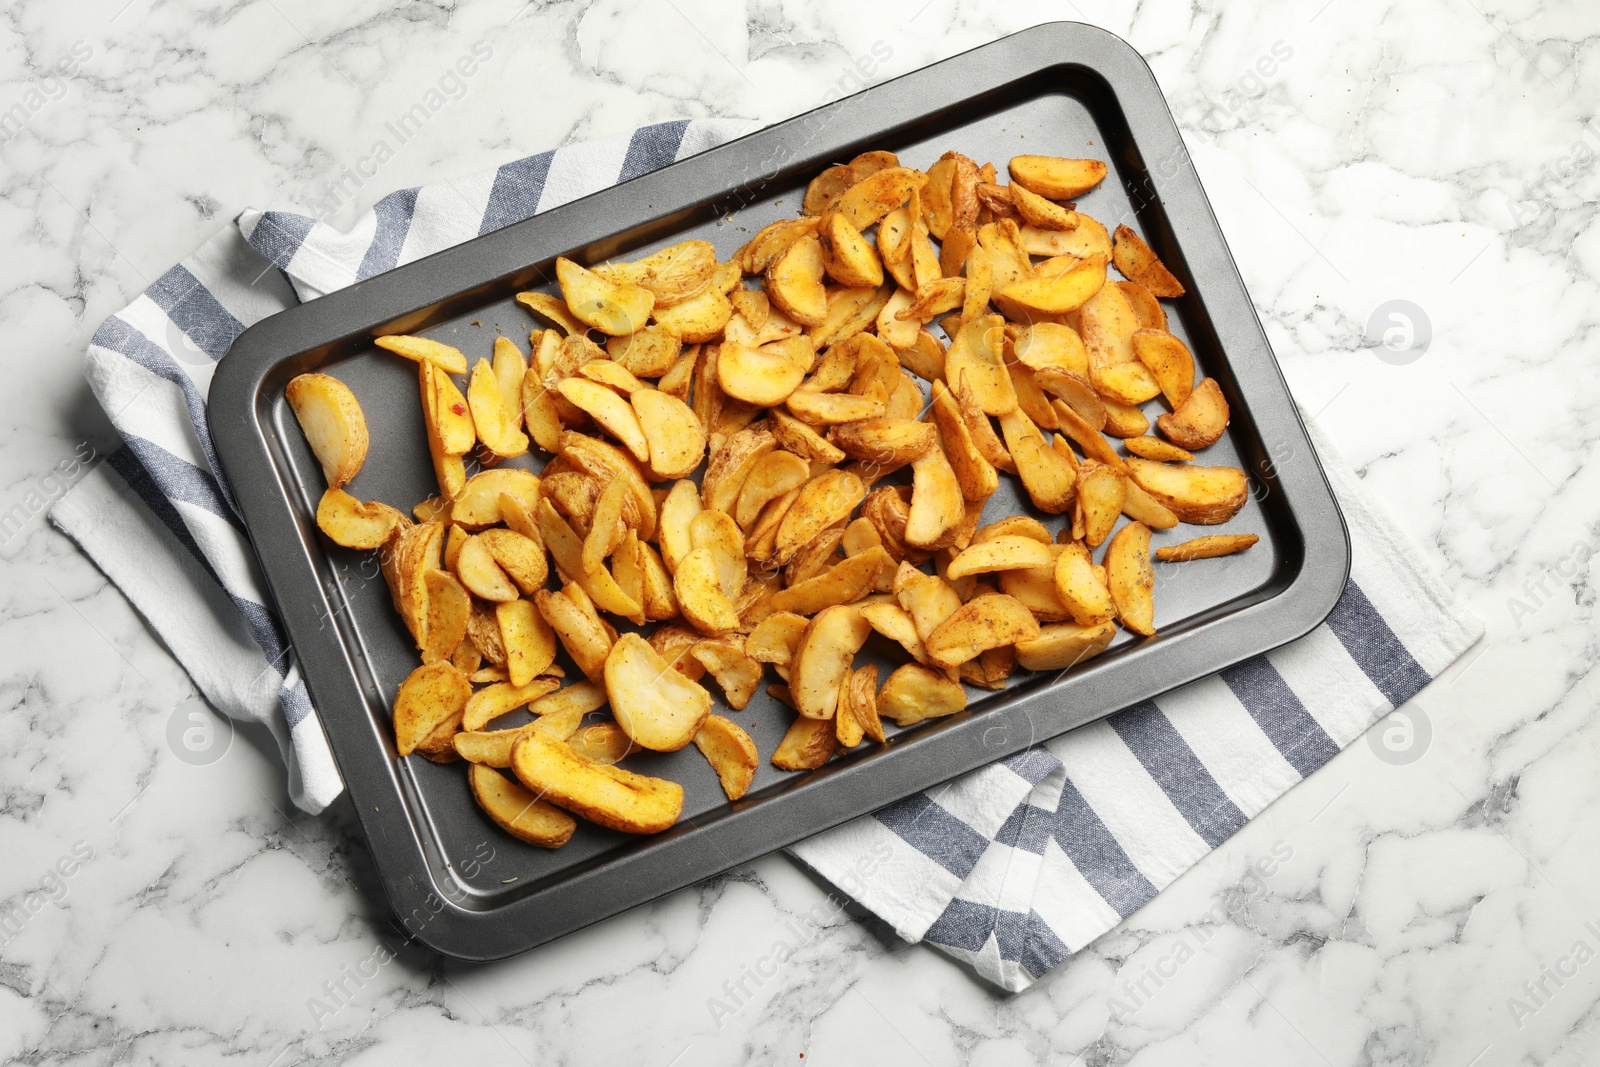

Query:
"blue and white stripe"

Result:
[[49, 117, 1481, 991]]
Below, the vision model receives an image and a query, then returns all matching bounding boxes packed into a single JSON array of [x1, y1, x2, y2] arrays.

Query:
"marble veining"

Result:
[[2, 0, 1598, 1063]]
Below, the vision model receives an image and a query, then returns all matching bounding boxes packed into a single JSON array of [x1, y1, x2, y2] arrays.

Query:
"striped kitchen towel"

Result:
[[49, 119, 1482, 990]]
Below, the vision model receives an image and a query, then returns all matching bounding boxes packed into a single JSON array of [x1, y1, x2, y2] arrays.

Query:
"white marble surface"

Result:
[[2, 0, 1598, 1063]]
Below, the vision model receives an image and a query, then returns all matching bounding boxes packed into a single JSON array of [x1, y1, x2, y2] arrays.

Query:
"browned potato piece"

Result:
[[945, 536, 1055, 579], [1014, 619, 1118, 671], [556, 256, 654, 335], [878, 664, 967, 727], [375, 334, 469, 374], [746, 612, 809, 667], [604, 633, 711, 751], [534, 587, 613, 682], [452, 468, 540, 529], [767, 548, 887, 616], [1008, 181, 1080, 230], [1123, 456, 1248, 525], [316, 488, 403, 550], [1106, 521, 1156, 636], [479, 528, 548, 595], [770, 716, 837, 770], [1123, 436, 1193, 462], [831, 418, 937, 471], [653, 284, 734, 343], [497, 598, 557, 686], [1076, 463, 1126, 549], [905, 446, 964, 549], [924, 593, 1041, 669], [775, 470, 866, 565], [702, 426, 777, 514], [511, 731, 683, 834], [740, 216, 822, 272], [791, 605, 873, 719], [717, 341, 808, 406], [1156, 534, 1259, 561], [819, 211, 884, 288], [455, 535, 519, 602], [566, 721, 636, 764], [691, 637, 764, 710], [1117, 281, 1168, 331], [631, 388, 707, 480], [847, 664, 886, 743], [785, 389, 886, 425], [695, 715, 760, 799], [1008, 155, 1108, 200], [286, 373, 369, 488], [1157, 377, 1230, 451], [599, 239, 717, 308], [998, 256, 1105, 317], [468, 358, 530, 458], [998, 410, 1076, 514], [766, 233, 828, 326], [1132, 329, 1196, 409], [735, 451, 810, 530], [462, 676, 562, 732], [832, 167, 928, 231], [1112, 224, 1185, 297], [1052, 542, 1116, 625], [675, 548, 743, 635], [392, 661, 470, 757], [514, 292, 587, 337], [421, 570, 471, 665], [468, 763, 576, 848]]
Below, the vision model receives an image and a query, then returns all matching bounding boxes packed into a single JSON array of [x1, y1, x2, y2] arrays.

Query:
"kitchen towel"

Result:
[[50, 119, 1483, 991]]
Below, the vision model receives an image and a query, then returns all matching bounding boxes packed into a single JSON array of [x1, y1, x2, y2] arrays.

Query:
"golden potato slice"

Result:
[[600, 239, 717, 308], [785, 388, 886, 425], [857, 600, 929, 665], [997, 549, 1071, 622], [1008, 181, 1080, 230], [831, 418, 937, 471], [1008, 155, 1107, 200], [582, 479, 629, 575], [695, 715, 759, 799], [468, 763, 576, 848], [455, 724, 541, 767], [527, 679, 609, 740], [946, 536, 1055, 579], [1105, 521, 1156, 636], [1035, 368, 1107, 434], [514, 292, 587, 337], [717, 341, 808, 406], [768, 547, 887, 616], [1157, 377, 1230, 451], [538, 500, 644, 623], [1091, 358, 1163, 407], [542, 471, 601, 531], [832, 167, 928, 231], [846, 665, 886, 743], [419, 360, 475, 457], [493, 335, 528, 408], [690, 637, 764, 711], [735, 450, 810, 530], [1008, 360, 1059, 432], [1112, 224, 1185, 297], [765, 233, 828, 327], [819, 211, 884, 288], [771, 716, 837, 770], [1077, 462, 1126, 548], [836, 671, 866, 748], [1118, 281, 1168, 331], [1121, 479, 1180, 531], [893, 562, 964, 650], [604, 633, 711, 751], [1156, 533, 1259, 561], [374, 333, 469, 375], [521, 366, 565, 454], [784, 524, 846, 588], [905, 446, 964, 549], [465, 602, 506, 667], [690, 509, 747, 599], [316, 488, 403, 549], [497, 598, 557, 686], [791, 605, 872, 719], [775, 469, 866, 565], [925, 593, 1040, 669], [740, 216, 822, 274], [1127, 329, 1193, 409], [878, 663, 966, 727], [451, 468, 541, 529], [1053, 541, 1116, 625], [636, 537, 678, 622], [1014, 323, 1090, 377], [511, 730, 683, 834], [974, 515, 1052, 544], [803, 164, 856, 216], [606, 325, 682, 378], [675, 548, 743, 635], [769, 408, 845, 465], [1014, 619, 1118, 671], [565, 721, 636, 763], [658, 479, 702, 574], [652, 284, 734, 343], [944, 315, 1016, 416], [998, 255, 1106, 317], [555, 256, 654, 336], [998, 409, 1077, 514], [928, 380, 999, 503], [701, 426, 778, 514], [462, 676, 562, 732], [578, 358, 647, 396], [649, 623, 706, 681], [746, 611, 810, 666], [411, 496, 451, 524], [557, 378, 649, 463], [811, 282, 892, 350], [421, 570, 471, 665], [1124, 456, 1248, 525], [897, 277, 966, 323], [455, 534, 519, 602], [624, 388, 707, 479], [559, 431, 657, 541], [468, 358, 530, 458], [392, 662, 467, 755], [1123, 436, 1193, 462], [285, 373, 369, 488], [534, 587, 613, 682], [1051, 398, 1129, 474], [657, 343, 699, 400]]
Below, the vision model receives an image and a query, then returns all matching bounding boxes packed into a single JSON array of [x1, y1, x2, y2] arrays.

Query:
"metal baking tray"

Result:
[[210, 21, 1349, 961]]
